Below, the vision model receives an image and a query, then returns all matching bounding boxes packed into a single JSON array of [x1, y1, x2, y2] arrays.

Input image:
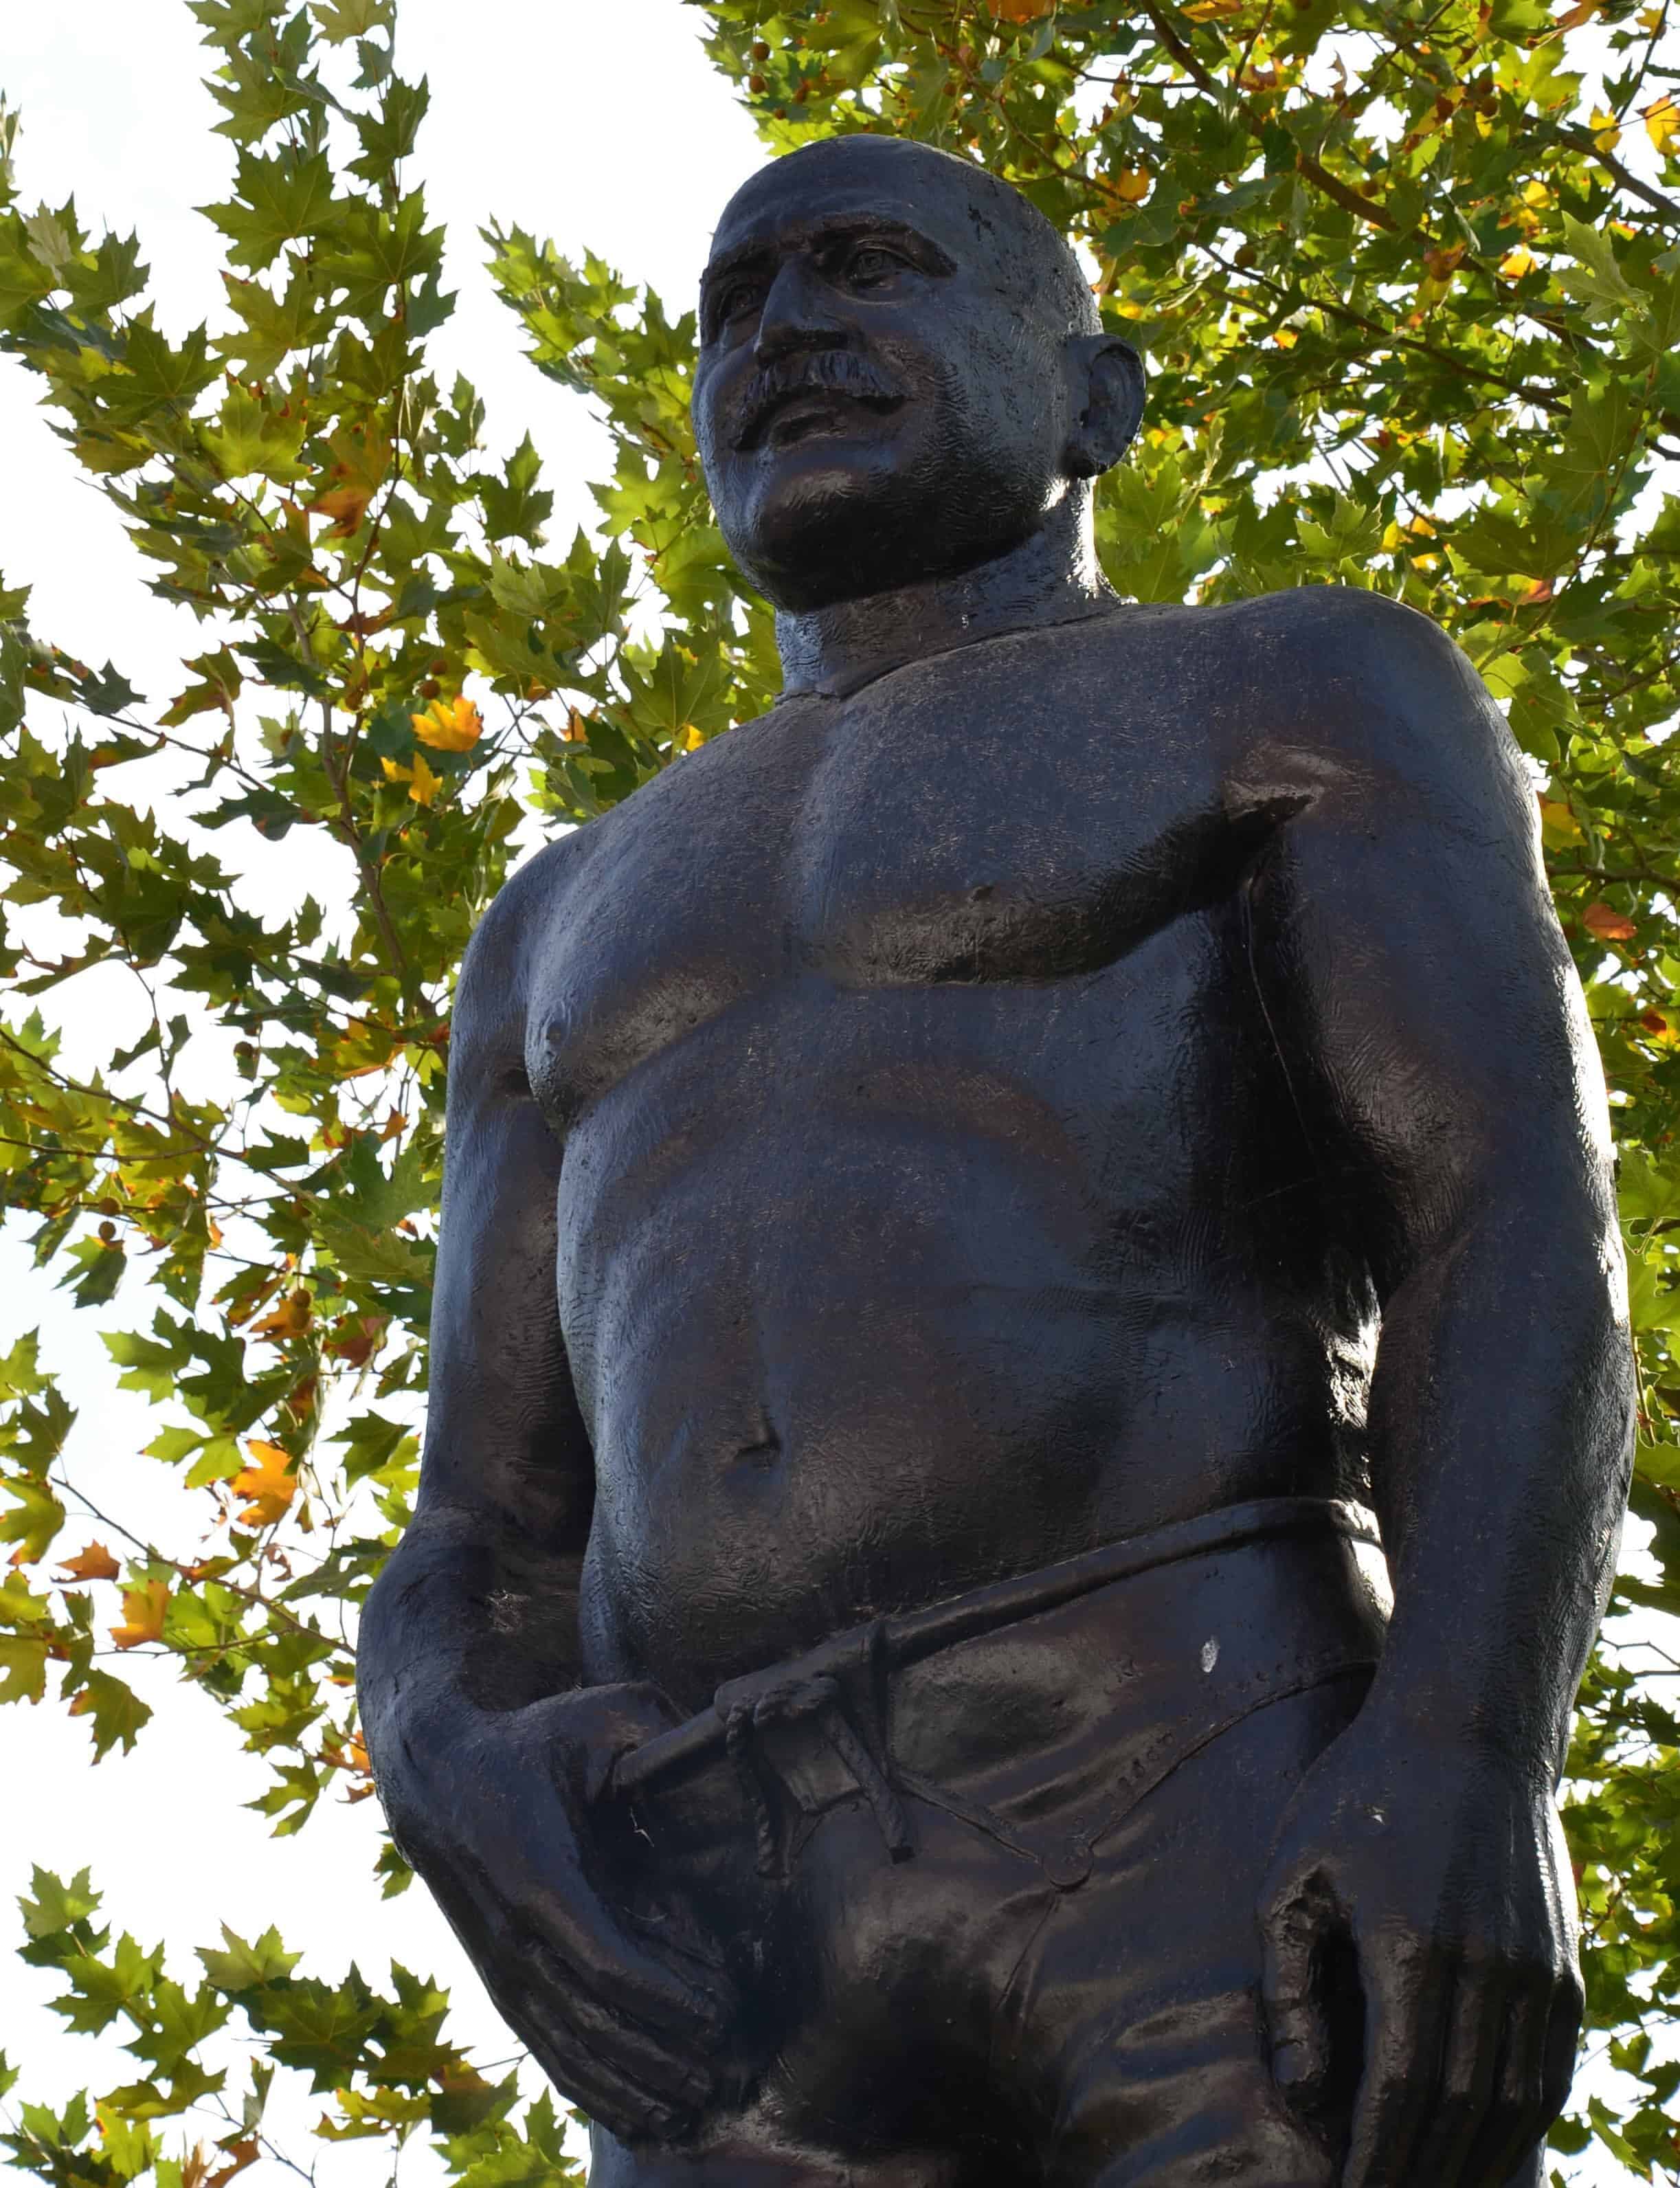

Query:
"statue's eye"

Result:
[[712, 275, 766, 328], [842, 244, 907, 289]]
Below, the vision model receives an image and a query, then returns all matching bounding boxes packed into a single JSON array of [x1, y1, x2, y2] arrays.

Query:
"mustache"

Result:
[[729, 349, 904, 450]]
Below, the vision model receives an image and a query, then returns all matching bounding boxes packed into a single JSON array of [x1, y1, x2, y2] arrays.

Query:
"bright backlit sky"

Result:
[[0, 7, 1651, 2185]]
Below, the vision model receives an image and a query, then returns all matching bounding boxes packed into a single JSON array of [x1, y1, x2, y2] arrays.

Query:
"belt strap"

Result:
[[607, 1495, 1382, 1805]]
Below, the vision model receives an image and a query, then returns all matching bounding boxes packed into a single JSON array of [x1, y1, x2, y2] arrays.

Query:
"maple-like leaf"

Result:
[[410, 695, 484, 752], [1646, 94, 1679, 154], [381, 752, 441, 806], [56, 1542, 120, 1583], [232, 1440, 297, 1529], [67, 1670, 153, 1758], [1584, 903, 1638, 942], [249, 1289, 312, 1341], [109, 1580, 169, 1651]]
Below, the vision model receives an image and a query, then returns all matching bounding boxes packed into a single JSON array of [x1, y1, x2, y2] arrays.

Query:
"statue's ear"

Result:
[[1064, 335, 1145, 480]]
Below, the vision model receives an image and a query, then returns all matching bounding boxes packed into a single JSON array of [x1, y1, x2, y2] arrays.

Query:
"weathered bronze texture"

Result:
[[358, 137, 1635, 2188]]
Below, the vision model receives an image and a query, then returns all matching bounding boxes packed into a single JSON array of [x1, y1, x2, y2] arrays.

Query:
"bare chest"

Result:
[[526, 642, 1262, 1126]]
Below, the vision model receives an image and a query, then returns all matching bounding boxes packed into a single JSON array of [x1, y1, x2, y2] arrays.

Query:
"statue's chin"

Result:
[[726, 453, 928, 610], [719, 433, 1073, 617]]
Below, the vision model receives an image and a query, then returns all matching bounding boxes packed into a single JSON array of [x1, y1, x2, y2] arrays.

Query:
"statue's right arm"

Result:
[[356, 847, 725, 2145]]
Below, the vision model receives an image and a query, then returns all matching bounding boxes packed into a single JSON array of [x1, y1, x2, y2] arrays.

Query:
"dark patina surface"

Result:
[[359, 137, 1635, 2188]]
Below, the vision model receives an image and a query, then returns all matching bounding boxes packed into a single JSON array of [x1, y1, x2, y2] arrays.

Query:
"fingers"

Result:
[[426, 1862, 725, 2134], [1457, 1983, 1547, 2187], [1341, 1946, 1451, 2188], [1541, 1972, 1584, 2128], [528, 1877, 730, 2043], [1403, 1972, 1506, 2188], [1450, 1972, 1582, 2188], [492, 1980, 696, 2147], [1259, 1879, 1338, 2107], [528, 1955, 718, 2107]]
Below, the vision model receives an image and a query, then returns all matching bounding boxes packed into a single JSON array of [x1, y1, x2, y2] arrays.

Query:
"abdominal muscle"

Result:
[[565, 1111, 1349, 1709]]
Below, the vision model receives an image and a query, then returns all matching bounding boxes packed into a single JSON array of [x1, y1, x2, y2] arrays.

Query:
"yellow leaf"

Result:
[[410, 695, 484, 752], [1273, 326, 1300, 348], [381, 754, 442, 807], [1112, 168, 1152, 203], [1645, 95, 1679, 154], [1183, 0, 1242, 15], [1538, 797, 1584, 848], [1589, 107, 1622, 153], [407, 752, 440, 806], [110, 1579, 169, 1650], [1499, 244, 1536, 279], [232, 1440, 296, 1529], [680, 725, 704, 752], [57, 1542, 120, 1583], [249, 1288, 311, 1341]]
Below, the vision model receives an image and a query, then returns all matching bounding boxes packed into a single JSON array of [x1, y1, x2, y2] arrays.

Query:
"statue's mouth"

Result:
[[732, 356, 904, 452], [750, 387, 901, 451]]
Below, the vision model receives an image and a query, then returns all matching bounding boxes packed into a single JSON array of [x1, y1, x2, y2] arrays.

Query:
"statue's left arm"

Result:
[[1240, 593, 1635, 2188]]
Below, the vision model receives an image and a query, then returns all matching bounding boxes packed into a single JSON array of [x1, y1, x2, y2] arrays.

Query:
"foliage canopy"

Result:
[[1, 0, 1679, 2179]]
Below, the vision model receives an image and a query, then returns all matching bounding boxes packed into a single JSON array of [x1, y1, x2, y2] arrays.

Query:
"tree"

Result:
[[1, 0, 1677, 2179]]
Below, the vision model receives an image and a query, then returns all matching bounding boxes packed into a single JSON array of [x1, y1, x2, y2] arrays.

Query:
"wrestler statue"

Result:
[[358, 137, 1635, 2188]]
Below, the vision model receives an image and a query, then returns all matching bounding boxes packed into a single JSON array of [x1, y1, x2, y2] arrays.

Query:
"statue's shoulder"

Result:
[[1185, 585, 1522, 817], [460, 828, 593, 999], [1054, 584, 1455, 690], [1108, 582, 1455, 676]]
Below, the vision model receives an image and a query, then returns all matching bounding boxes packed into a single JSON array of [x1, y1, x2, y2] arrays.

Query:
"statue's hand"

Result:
[[379, 1682, 728, 2147], [1256, 1726, 1582, 2188]]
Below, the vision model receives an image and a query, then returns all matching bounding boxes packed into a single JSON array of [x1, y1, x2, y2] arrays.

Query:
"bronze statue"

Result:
[[358, 136, 1635, 2188]]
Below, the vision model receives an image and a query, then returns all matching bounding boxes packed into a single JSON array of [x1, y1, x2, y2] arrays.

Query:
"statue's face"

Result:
[[693, 144, 1079, 613]]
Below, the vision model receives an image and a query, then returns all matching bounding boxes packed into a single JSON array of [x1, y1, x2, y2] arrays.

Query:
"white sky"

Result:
[[0, 5, 1655, 2185]]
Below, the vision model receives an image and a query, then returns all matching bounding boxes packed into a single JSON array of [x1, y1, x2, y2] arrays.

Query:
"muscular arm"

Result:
[[357, 844, 724, 2143], [359, 846, 592, 1737], [1242, 593, 1635, 2186]]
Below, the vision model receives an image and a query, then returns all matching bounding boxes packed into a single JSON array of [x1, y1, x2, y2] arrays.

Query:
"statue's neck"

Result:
[[772, 503, 1117, 702]]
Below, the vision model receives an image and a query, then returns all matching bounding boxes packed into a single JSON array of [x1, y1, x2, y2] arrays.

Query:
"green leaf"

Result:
[[67, 1671, 153, 1761], [201, 148, 344, 275]]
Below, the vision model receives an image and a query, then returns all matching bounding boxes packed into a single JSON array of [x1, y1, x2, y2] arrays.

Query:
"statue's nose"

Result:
[[752, 257, 848, 368]]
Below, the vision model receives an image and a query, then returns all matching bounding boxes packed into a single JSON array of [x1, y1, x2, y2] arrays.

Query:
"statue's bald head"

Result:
[[693, 135, 1143, 613], [712, 135, 1103, 344]]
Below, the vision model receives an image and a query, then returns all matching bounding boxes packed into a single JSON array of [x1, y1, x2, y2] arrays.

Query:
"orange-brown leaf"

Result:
[[110, 1578, 169, 1650], [1584, 902, 1638, 941], [206, 2140, 259, 2188], [57, 1541, 120, 1583], [249, 1288, 312, 1341], [232, 1440, 297, 1529], [308, 484, 374, 537]]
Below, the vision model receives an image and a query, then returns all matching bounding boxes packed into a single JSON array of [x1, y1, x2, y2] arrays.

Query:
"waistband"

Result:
[[607, 1495, 1385, 1811]]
